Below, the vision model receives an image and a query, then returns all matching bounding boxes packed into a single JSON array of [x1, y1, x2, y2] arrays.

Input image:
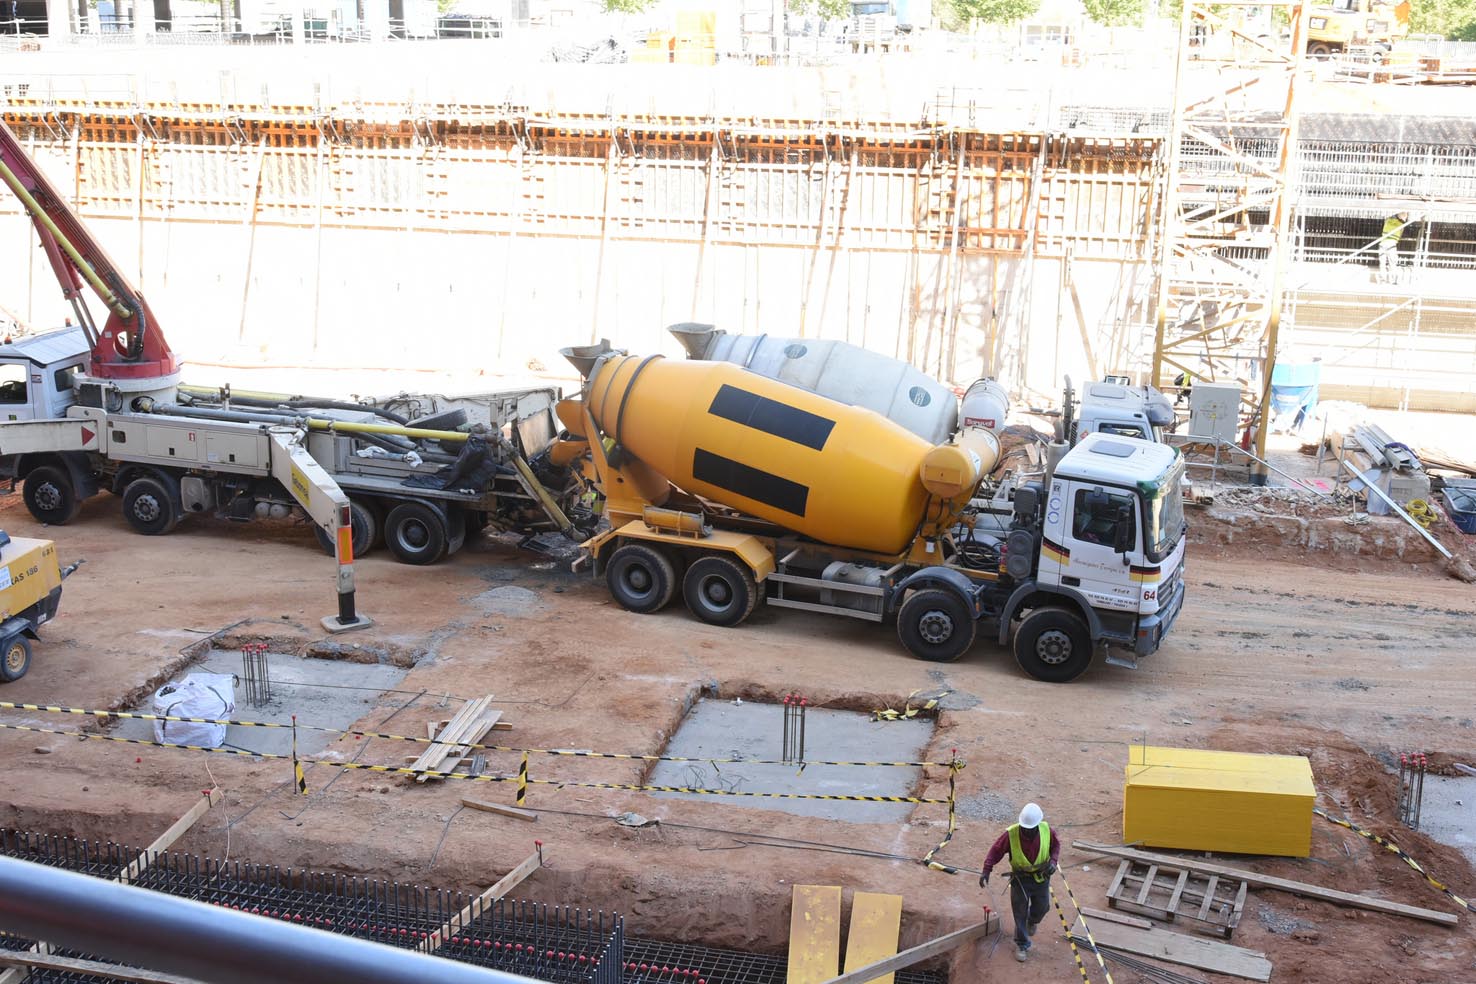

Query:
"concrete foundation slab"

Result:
[[115, 648, 409, 757], [645, 698, 933, 823], [1414, 775, 1476, 868]]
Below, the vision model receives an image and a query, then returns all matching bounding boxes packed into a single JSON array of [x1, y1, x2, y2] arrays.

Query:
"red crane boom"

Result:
[[0, 122, 178, 384]]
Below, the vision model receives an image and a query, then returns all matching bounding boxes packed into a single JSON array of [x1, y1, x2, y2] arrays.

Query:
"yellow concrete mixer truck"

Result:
[[554, 341, 1187, 681]]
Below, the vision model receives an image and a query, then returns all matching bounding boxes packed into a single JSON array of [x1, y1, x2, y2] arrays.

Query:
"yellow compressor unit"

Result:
[[0, 531, 78, 683]]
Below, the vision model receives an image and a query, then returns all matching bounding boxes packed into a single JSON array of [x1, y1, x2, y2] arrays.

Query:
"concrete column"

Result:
[[46, 0, 74, 39], [291, 1, 305, 43], [133, 0, 154, 38]]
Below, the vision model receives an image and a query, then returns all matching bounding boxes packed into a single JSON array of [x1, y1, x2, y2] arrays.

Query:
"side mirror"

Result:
[[1113, 505, 1134, 553]]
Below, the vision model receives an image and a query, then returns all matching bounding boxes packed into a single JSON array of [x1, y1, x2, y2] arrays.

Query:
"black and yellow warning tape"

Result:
[[0, 721, 957, 803], [1057, 871, 1115, 984], [1314, 808, 1476, 915], [1050, 885, 1095, 983], [0, 700, 958, 770], [921, 758, 963, 874]]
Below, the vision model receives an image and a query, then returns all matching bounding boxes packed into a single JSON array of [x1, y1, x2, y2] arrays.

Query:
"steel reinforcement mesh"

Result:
[[0, 831, 946, 984]]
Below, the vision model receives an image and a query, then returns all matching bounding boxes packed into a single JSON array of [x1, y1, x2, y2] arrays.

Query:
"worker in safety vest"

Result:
[[979, 803, 1059, 963], [1377, 211, 1408, 284]]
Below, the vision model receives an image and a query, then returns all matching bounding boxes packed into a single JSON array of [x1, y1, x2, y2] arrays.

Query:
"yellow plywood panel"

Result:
[[844, 892, 903, 984], [675, 10, 717, 34], [1124, 746, 1315, 858], [788, 885, 842, 984]]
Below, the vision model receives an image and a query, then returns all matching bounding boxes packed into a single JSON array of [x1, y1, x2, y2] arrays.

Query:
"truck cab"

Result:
[[1019, 432, 1187, 678], [1066, 379, 1178, 445], [0, 328, 89, 423], [1307, 0, 1409, 56]]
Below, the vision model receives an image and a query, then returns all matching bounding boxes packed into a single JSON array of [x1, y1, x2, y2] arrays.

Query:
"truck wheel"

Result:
[[0, 635, 31, 683], [383, 502, 449, 565], [446, 508, 467, 556], [1013, 607, 1092, 683], [897, 589, 976, 663], [122, 476, 181, 535], [606, 544, 676, 614], [23, 466, 81, 525], [1307, 41, 1335, 57], [682, 555, 757, 627], [313, 498, 379, 558]]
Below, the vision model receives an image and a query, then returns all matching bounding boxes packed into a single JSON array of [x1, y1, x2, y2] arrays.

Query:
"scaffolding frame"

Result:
[[1152, 1, 1307, 480]]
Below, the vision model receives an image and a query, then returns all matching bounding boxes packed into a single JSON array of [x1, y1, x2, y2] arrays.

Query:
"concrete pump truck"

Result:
[[553, 340, 1187, 682]]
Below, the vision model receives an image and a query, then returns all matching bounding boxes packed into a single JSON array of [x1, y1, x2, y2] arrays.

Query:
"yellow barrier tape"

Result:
[[0, 722, 957, 803], [1050, 885, 1095, 982], [1314, 808, 1476, 914], [1057, 871, 1115, 984], [0, 700, 956, 769], [922, 756, 963, 874]]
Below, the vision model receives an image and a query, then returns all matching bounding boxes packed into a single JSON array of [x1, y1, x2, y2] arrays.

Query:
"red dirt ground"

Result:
[[0, 491, 1473, 984]]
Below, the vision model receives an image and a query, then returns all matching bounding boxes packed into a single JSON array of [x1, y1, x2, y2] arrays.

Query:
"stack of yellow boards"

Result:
[[1123, 746, 1315, 858]]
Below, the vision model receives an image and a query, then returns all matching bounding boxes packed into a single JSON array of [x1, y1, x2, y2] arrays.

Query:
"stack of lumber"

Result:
[[407, 695, 500, 783]]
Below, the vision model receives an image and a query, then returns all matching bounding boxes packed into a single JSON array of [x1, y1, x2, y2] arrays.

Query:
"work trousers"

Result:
[[1378, 239, 1398, 282], [1009, 873, 1051, 949]]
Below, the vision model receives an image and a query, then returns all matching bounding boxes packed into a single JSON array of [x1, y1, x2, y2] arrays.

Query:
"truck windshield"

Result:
[[853, 2, 891, 13], [1145, 459, 1187, 561]]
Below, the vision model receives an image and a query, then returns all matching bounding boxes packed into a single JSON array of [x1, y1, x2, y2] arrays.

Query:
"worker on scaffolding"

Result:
[[980, 803, 1058, 963], [1377, 211, 1408, 284]]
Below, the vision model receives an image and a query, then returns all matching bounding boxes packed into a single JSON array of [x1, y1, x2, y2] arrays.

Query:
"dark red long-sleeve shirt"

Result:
[[982, 826, 1060, 876]]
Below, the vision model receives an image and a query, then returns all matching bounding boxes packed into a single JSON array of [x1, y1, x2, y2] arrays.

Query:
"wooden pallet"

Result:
[[1107, 859, 1247, 939]]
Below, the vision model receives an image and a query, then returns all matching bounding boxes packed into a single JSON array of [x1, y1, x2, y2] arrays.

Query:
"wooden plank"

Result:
[[1106, 860, 1130, 902], [1073, 841, 1460, 926], [428, 710, 501, 782], [461, 797, 539, 823], [424, 847, 543, 952], [0, 952, 203, 984], [788, 885, 843, 984], [1079, 906, 1154, 930], [119, 789, 222, 884], [1198, 875, 1219, 922], [1167, 869, 1188, 915], [411, 696, 491, 782], [1137, 864, 1158, 905], [1070, 923, 1271, 982], [816, 920, 996, 984], [843, 892, 903, 984]]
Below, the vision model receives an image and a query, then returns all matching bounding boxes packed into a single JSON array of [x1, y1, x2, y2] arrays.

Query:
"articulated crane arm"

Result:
[[0, 122, 179, 384]]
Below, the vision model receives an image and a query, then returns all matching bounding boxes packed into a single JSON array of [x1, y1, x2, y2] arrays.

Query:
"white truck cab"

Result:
[[1071, 379, 1177, 444], [0, 328, 89, 423], [1034, 432, 1187, 668]]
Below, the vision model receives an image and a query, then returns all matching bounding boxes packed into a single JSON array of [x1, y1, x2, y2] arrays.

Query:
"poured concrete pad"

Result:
[[645, 698, 933, 822], [1416, 775, 1476, 868], [115, 649, 409, 757]]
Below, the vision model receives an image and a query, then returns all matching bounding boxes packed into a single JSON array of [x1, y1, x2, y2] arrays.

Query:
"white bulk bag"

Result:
[[152, 673, 236, 748]]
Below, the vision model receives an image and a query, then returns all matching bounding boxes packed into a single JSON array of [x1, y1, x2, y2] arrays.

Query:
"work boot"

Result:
[[1014, 945, 1028, 963]]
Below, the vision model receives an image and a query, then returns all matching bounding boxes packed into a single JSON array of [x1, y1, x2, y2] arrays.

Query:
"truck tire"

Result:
[[1307, 41, 1335, 57], [606, 543, 676, 614], [23, 465, 80, 526], [0, 635, 30, 683], [897, 588, 975, 663], [682, 555, 758, 627], [384, 502, 449, 565], [446, 508, 467, 556], [313, 498, 379, 558], [1013, 607, 1092, 683], [122, 476, 182, 535]]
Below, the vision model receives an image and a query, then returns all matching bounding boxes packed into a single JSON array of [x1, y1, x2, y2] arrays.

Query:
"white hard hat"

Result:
[[1019, 802, 1044, 829]]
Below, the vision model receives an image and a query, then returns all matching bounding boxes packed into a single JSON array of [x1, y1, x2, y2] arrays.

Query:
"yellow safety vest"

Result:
[[1007, 822, 1052, 883]]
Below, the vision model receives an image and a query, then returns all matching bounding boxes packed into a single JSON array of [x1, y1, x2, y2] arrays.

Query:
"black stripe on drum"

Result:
[[707, 384, 835, 451], [692, 448, 809, 517]]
